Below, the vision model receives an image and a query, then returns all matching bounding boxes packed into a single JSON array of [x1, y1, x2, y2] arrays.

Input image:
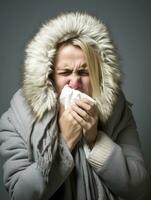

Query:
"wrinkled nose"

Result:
[[68, 74, 82, 90]]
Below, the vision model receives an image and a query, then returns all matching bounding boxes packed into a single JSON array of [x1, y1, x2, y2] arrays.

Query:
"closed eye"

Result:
[[78, 69, 89, 76], [58, 70, 72, 76], [56, 69, 89, 76]]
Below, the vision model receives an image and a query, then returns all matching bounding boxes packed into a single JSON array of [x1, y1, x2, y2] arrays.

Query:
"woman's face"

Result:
[[53, 44, 92, 96]]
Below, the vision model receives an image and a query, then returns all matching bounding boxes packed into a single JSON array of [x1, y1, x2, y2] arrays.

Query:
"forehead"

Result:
[[55, 44, 86, 64]]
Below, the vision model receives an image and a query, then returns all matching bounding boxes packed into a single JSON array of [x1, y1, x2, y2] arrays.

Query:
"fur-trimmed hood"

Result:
[[23, 12, 122, 123]]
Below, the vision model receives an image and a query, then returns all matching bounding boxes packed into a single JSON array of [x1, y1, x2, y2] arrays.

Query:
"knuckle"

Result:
[[87, 105, 91, 112]]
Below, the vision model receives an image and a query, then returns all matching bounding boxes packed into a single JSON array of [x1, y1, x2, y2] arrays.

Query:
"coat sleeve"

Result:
[[0, 109, 74, 200], [87, 92, 149, 200]]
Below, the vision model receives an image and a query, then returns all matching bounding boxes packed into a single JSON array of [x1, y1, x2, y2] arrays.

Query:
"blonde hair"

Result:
[[56, 38, 102, 98]]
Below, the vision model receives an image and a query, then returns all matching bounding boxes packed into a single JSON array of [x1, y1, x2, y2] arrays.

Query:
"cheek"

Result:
[[54, 76, 69, 94]]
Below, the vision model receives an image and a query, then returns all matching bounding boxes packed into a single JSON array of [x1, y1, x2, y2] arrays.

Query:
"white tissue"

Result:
[[59, 85, 95, 109]]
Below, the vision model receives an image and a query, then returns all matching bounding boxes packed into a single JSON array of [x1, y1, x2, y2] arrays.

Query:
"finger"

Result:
[[71, 104, 90, 121], [60, 108, 82, 130], [70, 109, 88, 129], [80, 98, 95, 106], [75, 99, 95, 115]]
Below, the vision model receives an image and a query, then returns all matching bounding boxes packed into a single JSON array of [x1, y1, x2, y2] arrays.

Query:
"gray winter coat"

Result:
[[0, 12, 148, 200], [0, 89, 148, 200]]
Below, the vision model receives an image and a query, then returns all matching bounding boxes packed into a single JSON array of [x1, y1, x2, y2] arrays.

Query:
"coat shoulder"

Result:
[[0, 89, 34, 143]]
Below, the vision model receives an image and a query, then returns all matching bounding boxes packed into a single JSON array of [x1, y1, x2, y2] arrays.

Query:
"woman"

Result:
[[0, 12, 148, 200]]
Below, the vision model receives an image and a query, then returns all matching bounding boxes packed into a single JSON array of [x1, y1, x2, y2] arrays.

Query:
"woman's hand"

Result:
[[71, 98, 98, 148], [58, 104, 83, 151]]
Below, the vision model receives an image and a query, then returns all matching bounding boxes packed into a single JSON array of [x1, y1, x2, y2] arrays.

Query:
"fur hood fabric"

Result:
[[23, 12, 122, 123]]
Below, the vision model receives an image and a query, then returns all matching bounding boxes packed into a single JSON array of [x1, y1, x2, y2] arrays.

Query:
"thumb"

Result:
[[59, 103, 65, 118]]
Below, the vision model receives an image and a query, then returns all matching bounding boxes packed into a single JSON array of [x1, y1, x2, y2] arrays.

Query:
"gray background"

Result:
[[0, 0, 150, 199]]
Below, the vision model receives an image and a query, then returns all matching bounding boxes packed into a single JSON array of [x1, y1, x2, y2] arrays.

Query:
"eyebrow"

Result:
[[56, 63, 88, 70]]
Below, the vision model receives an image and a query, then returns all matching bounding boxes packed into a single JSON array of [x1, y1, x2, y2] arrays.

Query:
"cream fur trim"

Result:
[[23, 12, 121, 122]]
